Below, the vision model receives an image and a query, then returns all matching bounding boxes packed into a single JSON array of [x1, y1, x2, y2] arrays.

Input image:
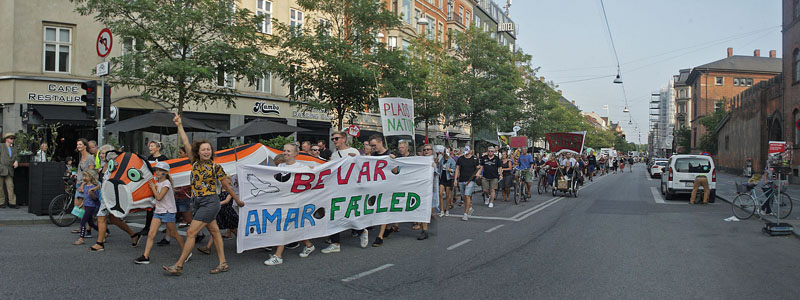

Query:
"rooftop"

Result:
[[687, 55, 782, 84]]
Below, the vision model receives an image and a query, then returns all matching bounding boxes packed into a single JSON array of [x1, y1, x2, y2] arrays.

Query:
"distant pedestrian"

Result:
[[33, 142, 48, 163], [301, 141, 312, 154], [0, 133, 18, 209], [73, 169, 99, 245], [417, 144, 437, 240], [317, 140, 332, 160], [70, 138, 95, 234], [438, 149, 456, 217], [454, 146, 479, 221]]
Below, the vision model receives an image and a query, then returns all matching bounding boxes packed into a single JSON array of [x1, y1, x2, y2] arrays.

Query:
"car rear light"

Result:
[[712, 168, 716, 182], [669, 167, 673, 181], [652, 166, 658, 168]]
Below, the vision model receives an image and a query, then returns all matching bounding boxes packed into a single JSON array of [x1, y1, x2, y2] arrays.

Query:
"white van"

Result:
[[660, 155, 716, 202]]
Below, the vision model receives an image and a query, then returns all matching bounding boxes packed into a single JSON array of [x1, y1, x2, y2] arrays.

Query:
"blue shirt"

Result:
[[83, 184, 99, 207], [518, 154, 533, 170]]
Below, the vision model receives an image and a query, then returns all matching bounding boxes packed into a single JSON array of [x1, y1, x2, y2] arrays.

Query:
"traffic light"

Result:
[[102, 85, 111, 120], [81, 80, 97, 119]]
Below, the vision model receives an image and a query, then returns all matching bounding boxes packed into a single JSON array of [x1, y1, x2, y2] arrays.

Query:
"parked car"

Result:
[[660, 155, 716, 202], [648, 159, 668, 177]]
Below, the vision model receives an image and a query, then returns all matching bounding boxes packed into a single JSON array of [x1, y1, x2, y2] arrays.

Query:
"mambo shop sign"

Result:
[[545, 132, 586, 154], [236, 156, 433, 251], [378, 97, 415, 136]]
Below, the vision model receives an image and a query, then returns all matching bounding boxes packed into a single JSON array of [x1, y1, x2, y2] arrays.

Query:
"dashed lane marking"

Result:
[[485, 224, 504, 233], [447, 239, 472, 250], [341, 264, 395, 282]]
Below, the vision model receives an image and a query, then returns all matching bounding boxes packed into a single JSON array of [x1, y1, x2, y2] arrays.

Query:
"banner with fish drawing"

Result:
[[236, 155, 434, 252]]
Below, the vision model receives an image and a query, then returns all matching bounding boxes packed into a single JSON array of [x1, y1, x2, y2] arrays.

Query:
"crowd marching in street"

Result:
[[28, 113, 646, 276]]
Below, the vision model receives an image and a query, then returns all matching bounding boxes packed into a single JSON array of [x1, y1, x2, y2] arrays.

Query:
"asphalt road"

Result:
[[3, 165, 800, 299]]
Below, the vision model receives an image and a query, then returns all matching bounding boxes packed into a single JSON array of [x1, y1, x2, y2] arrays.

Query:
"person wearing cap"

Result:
[[0, 133, 18, 208], [135, 162, 185, 264]]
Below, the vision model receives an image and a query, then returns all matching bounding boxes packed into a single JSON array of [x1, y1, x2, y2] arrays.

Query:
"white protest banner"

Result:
[[236, 156, 433, 252], [378, 97, 415, 136]]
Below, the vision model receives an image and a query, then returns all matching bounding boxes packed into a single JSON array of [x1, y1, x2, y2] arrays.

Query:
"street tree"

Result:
[[447, 26, 523, 143], [267, 0, 401, 130], [699, 100, 727, 154], [73, 0, 271, 115]]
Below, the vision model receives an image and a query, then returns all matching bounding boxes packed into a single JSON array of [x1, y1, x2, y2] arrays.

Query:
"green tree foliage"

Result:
[[267, 0, 401, 130], [73, 0, 271, 114], [447, 26, 523, 142], [675, 127, 691, 154], [699, 100, 727, 154], [260, 135, 295, 150]]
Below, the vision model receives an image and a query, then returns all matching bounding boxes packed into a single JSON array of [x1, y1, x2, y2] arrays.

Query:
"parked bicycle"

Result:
[[731, 181, 792, 220], [49, 176, 78, 227]]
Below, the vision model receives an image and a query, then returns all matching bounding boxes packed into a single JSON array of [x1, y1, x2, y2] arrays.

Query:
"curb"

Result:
[[0, 214, 146, 226], [715, 194, 799, 238]]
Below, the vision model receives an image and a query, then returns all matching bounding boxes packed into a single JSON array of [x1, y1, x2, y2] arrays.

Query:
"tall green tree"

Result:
[[699, 100, 727, 154], [267, 0, 401, 130], [73, 0, 271, 114], [447, 26, 523, 143]]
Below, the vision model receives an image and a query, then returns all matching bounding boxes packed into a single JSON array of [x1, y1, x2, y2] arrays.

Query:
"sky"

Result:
[[510, 0, 783, 143]]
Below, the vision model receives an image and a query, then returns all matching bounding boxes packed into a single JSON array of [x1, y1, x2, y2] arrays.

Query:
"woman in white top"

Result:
[[264, 143, 316, 266], [33, 143, 48, 162], [135, 162, 185, 264]]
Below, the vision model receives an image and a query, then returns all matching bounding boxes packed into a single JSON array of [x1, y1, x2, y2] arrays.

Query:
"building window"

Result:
[[318, 18, 331, 36], [795, 0, 800, 20], [459, 6, 464, 24], [439, 21, 444, 43], [795, 110, 800, 145], [43, 26, 71, 73], [122, 37, 144, 76], [715, 76, 723, 85], [794, 48, 800, 83], [733, 77, 754, 86], [679, 89, 685, 98], [466, 11, 471, 26], [438, 0, 443, 10], [256, 73, 271, 93], [401, 39, 411, 51], [733, 78, 739, 86], [257, 0, 272, 34], [388, 36, 398, 50], [725, 135, 729, 150], [415, 9, 422, 31], [290, 8, 304, 32], [401, 0, 412, 24], [217, 69, 234, 89]]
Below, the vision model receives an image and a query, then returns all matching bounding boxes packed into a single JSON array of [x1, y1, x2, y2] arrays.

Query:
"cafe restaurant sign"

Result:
[[28, 83, 83, 103]]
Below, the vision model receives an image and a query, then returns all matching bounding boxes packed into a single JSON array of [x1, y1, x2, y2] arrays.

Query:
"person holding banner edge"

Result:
[[264, 143, 317, 266], [163, 113, 243, 276]]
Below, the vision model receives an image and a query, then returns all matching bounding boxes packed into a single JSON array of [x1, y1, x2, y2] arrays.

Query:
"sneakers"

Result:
[[372, 237, 384, 247], [157, 238, 170, 246], [462, 214, 469, 221], [437, 211, 445, 218], [488, 202, 494, 208], [484, 198, 489, 205], [417, 230, 429, 240], [468, 207, 474, 216], [286, 242, 300, 250], [134, 255, 150, 265], [184, 252, 193, 263], [321, 244, 341, 254], [351, 230, 360, 238], [360, 231, 369, 248], [264, 254, 283, 266], [299, 245, 315, 258], [444, 210, 450, 217]]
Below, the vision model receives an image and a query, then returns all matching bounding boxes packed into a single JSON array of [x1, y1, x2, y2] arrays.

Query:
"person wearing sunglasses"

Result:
[[321, 131, 366, 255], [417, 145, 438, 240], [310, 146, 323, 160]]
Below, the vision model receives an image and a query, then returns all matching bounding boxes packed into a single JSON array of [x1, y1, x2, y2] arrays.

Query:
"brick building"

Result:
[[715, 74, 783, 174], [783, 0, 800, 180], [686, 48, 781, 152]]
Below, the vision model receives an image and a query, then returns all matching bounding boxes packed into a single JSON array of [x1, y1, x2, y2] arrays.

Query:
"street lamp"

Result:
[[417, 16, 430, 26], [623, 106, 629, 113]]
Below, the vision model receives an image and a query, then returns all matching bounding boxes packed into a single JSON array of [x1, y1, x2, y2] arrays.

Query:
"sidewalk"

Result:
[[0, 206, 146, 226], [715, 171, 800, 236]]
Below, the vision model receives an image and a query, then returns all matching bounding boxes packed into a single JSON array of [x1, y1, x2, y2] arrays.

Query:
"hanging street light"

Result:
[[623, 106, 629, 113], [613, 72, 623, 84]]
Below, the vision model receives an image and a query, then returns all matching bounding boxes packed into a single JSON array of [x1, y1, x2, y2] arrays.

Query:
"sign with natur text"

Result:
[[378, 97, 415, 137], [96, 28, 113, 58], [236, 155, 433, 252]]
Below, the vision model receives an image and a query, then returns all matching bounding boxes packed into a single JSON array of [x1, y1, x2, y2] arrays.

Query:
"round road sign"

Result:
[[96, 28, 113, 58]]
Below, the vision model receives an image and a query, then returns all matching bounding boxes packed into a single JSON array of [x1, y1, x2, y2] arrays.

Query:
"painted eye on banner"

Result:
[[107, 160, 116, 172], [128, 169, 142, 182]]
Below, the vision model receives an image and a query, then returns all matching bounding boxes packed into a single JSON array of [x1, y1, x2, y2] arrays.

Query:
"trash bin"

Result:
[[27, 162, 66, 216]]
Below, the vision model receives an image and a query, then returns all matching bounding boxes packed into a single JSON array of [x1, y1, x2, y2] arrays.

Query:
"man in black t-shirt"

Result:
[[479, 146, 501, 208], [317, 140, 332, 160], [454, 146, 480, 221], [368, 135, 393, 247]]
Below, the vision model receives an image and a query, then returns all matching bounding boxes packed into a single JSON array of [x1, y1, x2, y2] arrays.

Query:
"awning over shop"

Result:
[[32, 105, 94, 125]]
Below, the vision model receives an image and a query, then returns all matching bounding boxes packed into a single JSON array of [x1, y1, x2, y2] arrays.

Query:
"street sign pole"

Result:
[[99, 58, 105, 146]]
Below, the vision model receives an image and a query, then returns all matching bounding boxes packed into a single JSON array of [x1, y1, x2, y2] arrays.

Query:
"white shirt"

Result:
[[332, 147, 360, 161], [569, 157, 577, 167]]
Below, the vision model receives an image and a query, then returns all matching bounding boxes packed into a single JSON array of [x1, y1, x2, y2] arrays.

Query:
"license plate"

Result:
[[685, 182, 693, 187]]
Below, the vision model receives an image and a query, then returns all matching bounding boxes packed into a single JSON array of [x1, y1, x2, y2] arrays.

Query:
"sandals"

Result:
[[130, 233, 142, 247], [197, 246, 212, 255], [71, 229, 80, 234], [89, 242, 105, 252], [411, 224, 421, 231], [162, 265, 183, 276], [210, 262, 229, 274], [72, 239, 85, 245]]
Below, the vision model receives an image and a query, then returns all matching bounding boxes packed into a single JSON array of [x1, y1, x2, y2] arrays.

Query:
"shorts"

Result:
[[481, 178, 499, 190], [96, 195, 109, 217], [500, 175, 513, 189], [588, 165, 595, 173], [154, 212, 177, 223], [519, 169, 533, 182], [458, 181, 476, 196], [439, 172, 453, 187], [192, 195, 221, 223], [175, 198, 191, 213]]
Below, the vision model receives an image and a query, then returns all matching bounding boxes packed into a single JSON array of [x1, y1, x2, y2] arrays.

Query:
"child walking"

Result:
[[73, 169, 100, 245], [135, 162, 185, 264]]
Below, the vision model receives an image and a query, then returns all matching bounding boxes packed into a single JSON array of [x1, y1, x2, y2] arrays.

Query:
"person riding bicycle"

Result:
[[517, 147, 534, 198]]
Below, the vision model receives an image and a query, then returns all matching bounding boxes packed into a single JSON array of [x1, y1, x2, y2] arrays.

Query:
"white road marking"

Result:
[[445, 214, 517, 221], [341, 264, 395, 282], [515, 197, 564, 221], [651, 187, 665, 204], [447, 239, 472, 250], [485, 224, 505, 233]]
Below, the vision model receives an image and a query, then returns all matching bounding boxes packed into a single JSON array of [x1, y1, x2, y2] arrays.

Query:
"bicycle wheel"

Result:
[[49, 193, 77, 227], [773, 192, 793, 219], [514, 182, 521, 205], [537, 177, 544, 194], [731, 194, 755, 220]]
